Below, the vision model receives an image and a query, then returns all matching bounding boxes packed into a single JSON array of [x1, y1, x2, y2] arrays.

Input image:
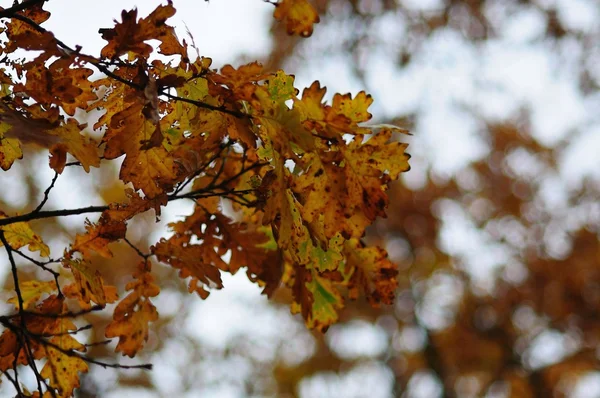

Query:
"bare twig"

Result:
[[123, 237, 150, 259], [12, 249, 62, 296], [32, 171, 59, 213]]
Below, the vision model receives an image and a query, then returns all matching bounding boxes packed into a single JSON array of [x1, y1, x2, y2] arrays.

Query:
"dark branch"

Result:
[[159, 89, 249, 119], [0, 205, 109, 227], [0, 0, 47, 19]]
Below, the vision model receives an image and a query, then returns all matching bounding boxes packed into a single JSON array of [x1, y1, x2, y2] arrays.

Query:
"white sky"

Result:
[[43, 0, 273, 65]]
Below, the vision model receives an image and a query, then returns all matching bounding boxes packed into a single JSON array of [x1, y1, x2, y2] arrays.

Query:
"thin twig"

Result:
[[12, 247, 62, 296], [28, 333, 152, 370], [17, 305, 104, 319], [32, 171, 58, 213], [0, 231, 51, 396], [30, 324, 93, 338], [159, 89, 249, 119], [123, 237, 149, 259], [173, 140, 234, 195]]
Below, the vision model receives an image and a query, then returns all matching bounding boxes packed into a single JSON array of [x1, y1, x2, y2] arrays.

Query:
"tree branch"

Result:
[[0, 205, 109, 227], [0, 0, 47, 19]]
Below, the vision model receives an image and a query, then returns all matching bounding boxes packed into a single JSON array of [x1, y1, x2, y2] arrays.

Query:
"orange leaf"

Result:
[[99, 2, 186, 60], [48, 119, 100, 173], [152, 235, 224, 298], [70, 218, 126, 259], [273, 0, 320, 37], [105, 262, 159, 357]]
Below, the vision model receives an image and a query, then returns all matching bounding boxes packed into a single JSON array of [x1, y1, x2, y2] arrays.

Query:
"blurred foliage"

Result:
[[261, 0, 600, 397]]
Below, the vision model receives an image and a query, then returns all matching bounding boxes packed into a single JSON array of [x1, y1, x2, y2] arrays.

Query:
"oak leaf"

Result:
[[40, 334, 88, 398], [0, 102, 60, 149], [3, 2, 57, 53], [292, 266, 343, 332], [62, 258, 119, 309], [103, 188, 168, 221], [152, 234, 224, 299], [214, 214, 275, 275], [273, 0, 320, 37], [96, 90, 178, 198], [0, 135, 22, 170], [48, 119, 100, 173], [70, 218, 126, 259], [0, 213, 50, 257], [344, 238, 398, 305], [99, 2, 186, 60], [7, 280, 57, 310], [105, 262, 159, 357]]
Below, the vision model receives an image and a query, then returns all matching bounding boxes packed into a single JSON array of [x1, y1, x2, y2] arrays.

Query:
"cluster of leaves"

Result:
[[0, 0, 409, 396], [263, 1, 600, 396]]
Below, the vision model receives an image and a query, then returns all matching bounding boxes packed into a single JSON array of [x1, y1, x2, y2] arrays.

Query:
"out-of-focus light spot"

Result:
[[556, 0, 600, 33], [455, 375, 483, 398], [298, 362, 394, 398], [327, 320, 389, 360], [401, 0, 445, 13], [392, 325, 427, 353], [416, 272, 464, 330], [571, 372, 600, 398], [406, 371, 443, 398], [500, 6, 547, 43], [524, 329, 580, 369]]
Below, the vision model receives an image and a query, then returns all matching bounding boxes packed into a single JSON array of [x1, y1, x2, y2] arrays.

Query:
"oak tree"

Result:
[[0, 0, 410, 396]]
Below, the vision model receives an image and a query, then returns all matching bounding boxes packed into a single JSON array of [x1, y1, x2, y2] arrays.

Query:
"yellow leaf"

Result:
[[40, 335, 88, 398], [273, 0, 320, 37], [48, 119, 100, 173], [120, 145, 178, 199], [344, 238, 398, 305], [0, 126, 22, 170], [330, 91, 373, 125], [346, 128, 411, 180], [0, 216, 50, 257], [62, 258, 118, 309], [7, 280, 57, 310], [305, 273, 343, 330]]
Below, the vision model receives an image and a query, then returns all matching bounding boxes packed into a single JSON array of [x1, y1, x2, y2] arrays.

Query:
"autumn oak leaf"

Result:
[[99, 2, 186, 60], [273, 0, 320, 37], [70, 218, 126, 259], [62, 258, 119, 309], [41, 334, 89, 398], [105, 262, 160, 357], [0, 213, 50, 257], [7, 280, 57, 310]]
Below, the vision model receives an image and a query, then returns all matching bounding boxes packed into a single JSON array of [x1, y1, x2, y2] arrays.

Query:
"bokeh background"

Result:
[[0, 0, 599, 397]]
